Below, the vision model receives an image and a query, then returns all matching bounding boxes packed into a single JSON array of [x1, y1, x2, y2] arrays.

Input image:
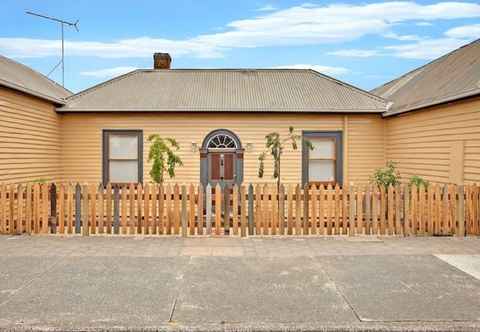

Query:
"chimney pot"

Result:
[[153, 53, 172, 69]]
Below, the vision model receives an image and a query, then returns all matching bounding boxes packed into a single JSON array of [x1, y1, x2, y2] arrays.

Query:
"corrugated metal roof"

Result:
[[372, 39, 480, 116], [0, 54, 71, 104], [59, 69, 386, 113]]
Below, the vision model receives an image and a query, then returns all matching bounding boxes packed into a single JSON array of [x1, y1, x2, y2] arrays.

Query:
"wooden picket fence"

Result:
[[0, 182, 479, 237]]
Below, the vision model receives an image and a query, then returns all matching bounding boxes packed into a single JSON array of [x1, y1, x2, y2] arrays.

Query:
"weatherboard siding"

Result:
[[59, 112, 385, 184], [0, 86, 61, 183], [385, 97, 480, 184]]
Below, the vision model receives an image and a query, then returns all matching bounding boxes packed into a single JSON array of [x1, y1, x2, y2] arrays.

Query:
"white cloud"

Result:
[[382, 32, 423, 41], [327, 49, 383, 57], [445, 24, 480, 39], [1, 2, 480, 59], [273, 64, 349, 76], [257, 4, 277, 12], [416, 22, 433, 26], [80, 66, 138, 78], [385, 38, 469, 59]]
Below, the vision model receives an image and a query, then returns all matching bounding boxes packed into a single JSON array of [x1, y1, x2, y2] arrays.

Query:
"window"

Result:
[[103, 130, 143, 183], [302, 131, 343, 185]]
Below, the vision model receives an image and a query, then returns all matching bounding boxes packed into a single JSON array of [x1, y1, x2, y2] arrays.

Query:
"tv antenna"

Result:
[[26, 11, 79, 87]]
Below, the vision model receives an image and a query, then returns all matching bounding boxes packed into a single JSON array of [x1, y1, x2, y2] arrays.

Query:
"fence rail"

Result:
[[0, 182, 479, 237]]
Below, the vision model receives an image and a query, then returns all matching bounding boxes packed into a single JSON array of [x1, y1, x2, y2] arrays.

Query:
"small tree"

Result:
[[372, 161, 400, 189], [410, 175, 429, 188], [258, 126, 312, 188], [147, 134, 183, 183]]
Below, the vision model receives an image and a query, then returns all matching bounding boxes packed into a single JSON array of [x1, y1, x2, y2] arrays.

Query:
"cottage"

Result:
[[56, 53, 387, 186], [0, 55, 71, 183], [374, 39, 480, 184]]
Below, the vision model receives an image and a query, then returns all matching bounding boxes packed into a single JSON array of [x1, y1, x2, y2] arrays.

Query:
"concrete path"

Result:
[[0, 235, 479, 331]]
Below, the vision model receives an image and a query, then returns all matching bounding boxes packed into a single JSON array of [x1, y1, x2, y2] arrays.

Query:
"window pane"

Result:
[[309, 138, 335, 159], [109, 160, 138, 183], [309, 160, 335, 182], [109, 134, 138, 159]]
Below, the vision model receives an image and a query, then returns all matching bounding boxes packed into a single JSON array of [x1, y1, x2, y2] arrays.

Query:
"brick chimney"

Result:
[[153, 53, 172, 69]]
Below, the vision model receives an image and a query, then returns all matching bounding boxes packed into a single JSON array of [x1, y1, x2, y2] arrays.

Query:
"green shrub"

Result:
[[371, 161, 400, 189], [147, 134, 183, 184], [409, 175, 429, 188]]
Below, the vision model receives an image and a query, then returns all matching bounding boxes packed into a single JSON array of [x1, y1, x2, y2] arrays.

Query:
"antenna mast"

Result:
[[26, 11, 79, 87]]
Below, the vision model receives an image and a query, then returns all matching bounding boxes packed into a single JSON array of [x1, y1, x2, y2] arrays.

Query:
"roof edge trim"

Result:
[[0, 78, 66, 105]]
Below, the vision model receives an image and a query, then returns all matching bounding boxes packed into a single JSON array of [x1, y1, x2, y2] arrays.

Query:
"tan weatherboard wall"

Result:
[[0, 86, 61, 183], [385, 97, 480, 184], [59, 112, 385, 184]]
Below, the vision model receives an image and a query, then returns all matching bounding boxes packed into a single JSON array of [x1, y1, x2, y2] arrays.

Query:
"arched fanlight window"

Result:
[[207, 133, 238, 149]]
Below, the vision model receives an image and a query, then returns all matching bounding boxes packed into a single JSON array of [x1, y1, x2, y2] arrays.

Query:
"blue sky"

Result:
[[1, 0, 480, 93]]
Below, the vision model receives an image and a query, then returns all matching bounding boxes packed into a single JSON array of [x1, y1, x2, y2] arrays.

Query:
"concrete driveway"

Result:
[[0, 235, 479, 331]]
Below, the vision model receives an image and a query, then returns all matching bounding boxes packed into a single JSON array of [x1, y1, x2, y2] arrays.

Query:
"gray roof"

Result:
[[59, 69, 386, 113], [372, 39, 480, 116], [0, 55, 71, 104]]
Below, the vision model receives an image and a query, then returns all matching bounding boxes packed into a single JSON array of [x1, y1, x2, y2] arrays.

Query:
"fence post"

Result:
[[181, 185, 188, 237], [248, 184, 254, 235], [456, 185, 465, 237], [49, 183, 57, 234], [113, 185, 120, 234]]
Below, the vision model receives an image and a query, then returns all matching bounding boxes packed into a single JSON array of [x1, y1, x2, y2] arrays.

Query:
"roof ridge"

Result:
[[0, 54, 72, 96], [66, 69, 142, 102], [307, 69, 386, 104], [372, 38, 480, 95]]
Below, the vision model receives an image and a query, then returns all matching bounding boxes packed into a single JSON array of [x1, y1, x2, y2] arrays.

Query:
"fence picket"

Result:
[[90, 184, 97, 235], [404, 185, 410, 236], [136, 183, 143, 234], [215, 184, 222, 235], [121, 185, 127, 234], [106, 184, 112, 234], [287, 184, 293, 235], [174, 184, 180, 235], [278, 184, 285, 235], [26, 183, 32, 234], [144, 183, 150, 235], [396, 185, 402, 236], [240, 185, 247, 237], [295, 185, 301, 235], [319, 185, 325, 235], [310, 185, 317, 235], [334, 185, 341, 235], [129, 185, 136, 234], [181, 185, 188, 237], [151, 184, 157, 235], [158, 185, 164, 235], [0, 184, 5, 234], [197, 184, 204, 235], [349, 186, 355, 236], [206, 184, 212, 235], [17, 185, 24, 234], [189, 184, 196, 236], [232, 185, 239, 236]]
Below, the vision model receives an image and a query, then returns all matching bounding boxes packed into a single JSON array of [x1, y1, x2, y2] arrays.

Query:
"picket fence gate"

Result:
[[0, 182, 479, 237]]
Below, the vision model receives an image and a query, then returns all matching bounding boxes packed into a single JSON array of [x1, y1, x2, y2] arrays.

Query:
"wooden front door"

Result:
[[209, 152, 235, 184]]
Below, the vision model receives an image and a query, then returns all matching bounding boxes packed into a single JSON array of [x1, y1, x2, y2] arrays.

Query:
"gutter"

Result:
[[55, 107, 386, 113]]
